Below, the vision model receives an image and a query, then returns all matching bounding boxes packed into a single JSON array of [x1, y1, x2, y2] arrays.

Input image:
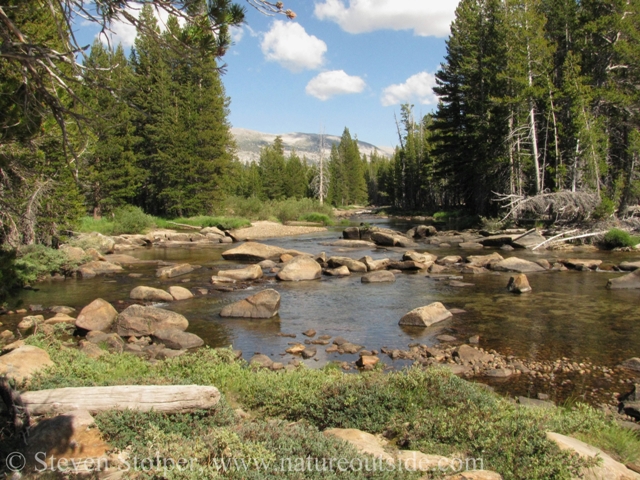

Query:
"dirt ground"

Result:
[[229, 221, 327, 240]]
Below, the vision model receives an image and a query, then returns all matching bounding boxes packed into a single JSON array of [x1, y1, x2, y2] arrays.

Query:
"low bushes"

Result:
[[603, 228, 640, 249], [19, 334, 640, 480]]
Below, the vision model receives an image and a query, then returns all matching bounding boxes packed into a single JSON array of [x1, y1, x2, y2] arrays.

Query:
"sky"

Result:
[[76, 0, 459, 150]]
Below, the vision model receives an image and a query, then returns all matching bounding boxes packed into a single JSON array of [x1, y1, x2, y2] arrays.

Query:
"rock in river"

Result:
[[117, 305, 189, 337], [607, 269, 640, 289], [130, 286, 174, 302], [362, 271, 396, 283], [75, 298, 118, 332], [217, 264, 263, 281], [507, 274, 532, 293], [492, 257, 545, 273], [276, 256, 322, 281], [222, 242, 304, 262], [399, 302, 452, 327], [152, 328, 204, 350], [220, 289, 281, 319]]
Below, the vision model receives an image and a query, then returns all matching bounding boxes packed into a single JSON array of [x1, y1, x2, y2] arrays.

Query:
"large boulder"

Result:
[[219, 289, 281, 319], [152, 328, 204, 350], [75, 298, 118, 332], [399, 302, 452, 327], [168, 286, 194, 301], [362, 271, 396, 283], [343, 227, 361, 240], [0, 346, 54, 383], [607, 269, 640, 289], [492, 257, 546, 273], [222, 242, 303, 262], [409, 225, 438, 238], [25, 410, 110, 462], [621, 358, 640, 372], [77, 261, 123, 278], [74, 232, 116, 254], [327, 256, 367, 273], [561, 258, 602, 271], [403, 251, 437, 264], [359, 256, 390, 271], [512, 232, 546, 249], [619, 260, 640, 271], [371, 231, 417, 248], [130, 286, 174, 302], [276, 256, 322, 281], [156, 263, 197, 278], [117, 305, 189, 337], [546, 432, 640, 480], [217, 264, 263, 281], [466, 252, 504, 268]]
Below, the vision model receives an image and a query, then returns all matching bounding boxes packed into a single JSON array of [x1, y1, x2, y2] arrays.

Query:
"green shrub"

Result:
[[156, 216, 251, 231], [13, 244, 86, 285], [0, 249, 21, 303], [593, 197, 616, 219], [603, 228, 640, 249], [299, 213, 334, 225], [112, 206, 154, 234]]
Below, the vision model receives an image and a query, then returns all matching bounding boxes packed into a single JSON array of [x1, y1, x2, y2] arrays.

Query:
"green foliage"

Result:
[[24, 335, 634, 480], [77, 216, 116, 235], [602, 228, 640, 249], [13, 244, 86, 285], [111, 205, 155, 234], [593, 197, 616, 219], [299, 213, 334, 225], [0, 249, 21, 303]]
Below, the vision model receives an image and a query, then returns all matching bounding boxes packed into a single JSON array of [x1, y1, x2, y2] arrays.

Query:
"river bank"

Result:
[[2, 220, 640, 478]]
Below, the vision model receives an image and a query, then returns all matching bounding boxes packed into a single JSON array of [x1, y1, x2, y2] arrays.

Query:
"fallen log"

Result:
[[531, 229, 578, 250], [166, 221, 202, 230], [20, 385, 221, 415]]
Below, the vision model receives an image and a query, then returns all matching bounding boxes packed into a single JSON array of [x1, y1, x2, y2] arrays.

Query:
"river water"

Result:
[[3, 218, 640, 400]]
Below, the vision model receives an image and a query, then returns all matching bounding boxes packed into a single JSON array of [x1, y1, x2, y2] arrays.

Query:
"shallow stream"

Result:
[[3, 218, 640, 402]]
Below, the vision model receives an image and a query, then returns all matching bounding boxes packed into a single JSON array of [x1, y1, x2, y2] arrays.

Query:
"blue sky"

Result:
[[77, 0, 459, 149]]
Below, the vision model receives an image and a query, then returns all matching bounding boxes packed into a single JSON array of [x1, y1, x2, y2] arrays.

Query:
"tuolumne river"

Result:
[[3, 217, 640, 402]]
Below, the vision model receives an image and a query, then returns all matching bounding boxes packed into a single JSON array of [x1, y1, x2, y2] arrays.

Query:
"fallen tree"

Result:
[[494, 191, 601, 224], [20, 385, 221, 415]]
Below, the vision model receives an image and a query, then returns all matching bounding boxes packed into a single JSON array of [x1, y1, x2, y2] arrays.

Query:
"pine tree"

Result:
[[259, 137, 286, 200]]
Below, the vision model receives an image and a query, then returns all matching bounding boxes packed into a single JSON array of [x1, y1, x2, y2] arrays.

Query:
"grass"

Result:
[[11, 331, 639, 479]]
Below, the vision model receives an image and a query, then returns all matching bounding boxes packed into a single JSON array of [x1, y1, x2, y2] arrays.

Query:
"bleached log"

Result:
[[166, 221, 202, 230], [512, 228, 537, 242], [545, 231, 607, 247], [20, 385, 221, 415], [531, 229, 578, 250]]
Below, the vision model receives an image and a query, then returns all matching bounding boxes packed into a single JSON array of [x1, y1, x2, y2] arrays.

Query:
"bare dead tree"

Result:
[[494, 190, 601, 223]]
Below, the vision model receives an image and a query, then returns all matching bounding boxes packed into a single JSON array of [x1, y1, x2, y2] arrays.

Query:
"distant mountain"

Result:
[[231, 128, 394, 165]]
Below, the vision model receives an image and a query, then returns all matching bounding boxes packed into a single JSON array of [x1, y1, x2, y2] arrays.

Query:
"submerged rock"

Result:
[[222, 242, 304, 262], [492, 257, 545, 273], [156, 263, 197, 278], [219, 289, 281, 319], [607, 269, 640, 289], [362, 271, 396, 283]]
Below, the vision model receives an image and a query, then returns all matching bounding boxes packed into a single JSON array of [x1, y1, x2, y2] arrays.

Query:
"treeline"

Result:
[[374, 0, 640, 216]]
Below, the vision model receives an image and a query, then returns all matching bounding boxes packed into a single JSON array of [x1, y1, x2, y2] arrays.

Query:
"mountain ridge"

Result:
[[231, 127, 394, 165]]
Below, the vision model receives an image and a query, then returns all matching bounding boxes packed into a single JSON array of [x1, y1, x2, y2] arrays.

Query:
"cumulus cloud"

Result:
[[230, 25, 244, 44], [381, 72, 438, 106], [261, 20, 327, 72], [314, 0, 457, 38], [306, 70, 366, 100], [97, 6, 178, 48]]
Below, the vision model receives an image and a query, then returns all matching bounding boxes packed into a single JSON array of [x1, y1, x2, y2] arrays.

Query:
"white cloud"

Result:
[[381, 72, 438, 106], [306, 70, 366, 100], [261, 20, 327, 72], [230, 25, 244, 44], [97, 6, 180, 48], [314, 0, 457, 38]]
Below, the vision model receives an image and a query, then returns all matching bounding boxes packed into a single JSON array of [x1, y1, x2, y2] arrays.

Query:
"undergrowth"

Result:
[[16, 332, 639, 479]]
